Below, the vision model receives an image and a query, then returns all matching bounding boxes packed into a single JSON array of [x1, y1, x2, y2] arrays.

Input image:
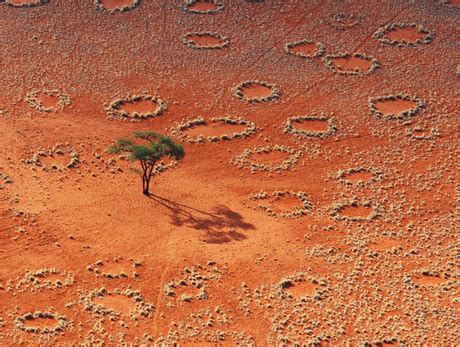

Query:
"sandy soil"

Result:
[[0, 0, 458, 345]]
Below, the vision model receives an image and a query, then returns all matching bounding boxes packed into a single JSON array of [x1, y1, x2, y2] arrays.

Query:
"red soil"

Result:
[[374, 99, 416, 116], [186, 34, 224, 47], [93, 295, 135, 315], [240, 83, 273, 99], [386, 27, 426, 43], [252, 151, 291, 165], [5, 0, 43, 5], [23, 317, 58, 330], [293, 119, 329, 132], [343, 170, 374, 183], [0, 1, 457, 345], [285, 280, 317, 297], [120, 99, 160, 116], [331, 56, 373, 72], [290, 42, 318, 57], [339, 205, 373, 218], [188, 1, 218, 11], [37, 93, 59, 109], [100, 0, 135, 11]]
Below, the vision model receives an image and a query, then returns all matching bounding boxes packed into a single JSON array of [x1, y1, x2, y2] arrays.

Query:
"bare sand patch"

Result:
[[183, 0, 224, 14], [105, 94, 166, 120], [2, 0, 48, 7], [233, 80, 280, 103], [369, 94, 424, 120], [285, 40, 325, 59], [374, 23, 433, 46], [183, 32, 229, 49], [284, 115, 337, 138], [324, 53, 380, 75]]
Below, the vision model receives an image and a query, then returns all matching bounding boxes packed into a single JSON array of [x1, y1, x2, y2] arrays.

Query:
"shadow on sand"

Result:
[[148, 194, 255, 244]]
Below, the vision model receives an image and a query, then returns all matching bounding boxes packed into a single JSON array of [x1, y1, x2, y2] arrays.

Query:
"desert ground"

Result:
[[0, 0, 459, 345]]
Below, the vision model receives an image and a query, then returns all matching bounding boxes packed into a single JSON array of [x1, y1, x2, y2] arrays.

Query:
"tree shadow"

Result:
[[148, 194, 255, 244]]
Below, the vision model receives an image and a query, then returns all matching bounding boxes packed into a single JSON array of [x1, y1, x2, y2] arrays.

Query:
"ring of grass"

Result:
[[25, 89, 72, 113], [336, 166, 384, 187], [323, 52, 380, 75], [232, 145, 303, 172], [284, 115, 337, 138], [14, 311, 67, 334], [248, 190, 312, 218], [330, 199, 382, 222], [16, 268, 74, 291], [105, 94, 166, 121], [1, 0, 49, 8], [182, 31, 229, 50], [182, 0, 224, 14], [81, 287, 154, 320], [373, 22, 433, 47], [285, 40, 325, 59], [368, 94, 424, 120], [94, 0, 140, 12], [232, 80, 280, 103], [170, 116, 258, 144], [22, 144, 80, 171]]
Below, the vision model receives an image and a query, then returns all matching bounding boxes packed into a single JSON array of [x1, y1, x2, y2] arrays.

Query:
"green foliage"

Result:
[[108, 131, 185, 195]]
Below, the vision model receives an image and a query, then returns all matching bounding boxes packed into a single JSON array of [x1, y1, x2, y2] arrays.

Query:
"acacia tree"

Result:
[[108, 131, 185, 195]]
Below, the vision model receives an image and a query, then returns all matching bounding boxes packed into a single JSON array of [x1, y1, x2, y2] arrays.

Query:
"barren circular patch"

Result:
[[337, 167, 384, 186], [278, 272, 328, 299], [105, 94, 166, 121], [95, 0, 140, 12], [324, 53, 380, 75], [374, 23, 433, 46], [284, 115, 337, 138], [81, 287, 154, 320], [331, 200, 381, 222], [25, 89, 71, 113], [170, 116, 257, 143], [182, 32, 229, 50], [247, 190, 312, 218], [16, 268, 74, 291], [2, 0, 48, 7], [87, 258, 141, 279], [231, 145, 303, 172], [369, 94, 424, 120], [285, 40, 325, 59], [233, 80, 280, 103], [182, 0, 224, 14], [14, 312, 66, 334]]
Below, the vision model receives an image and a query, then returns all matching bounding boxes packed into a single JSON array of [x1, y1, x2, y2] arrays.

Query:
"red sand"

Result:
[[0, 0, 457, 345], [293, 119, 330, 132], [188, 1, 218, 12], [120, 99, 160, 116], [374, 99, 417, 116], [186, 34, 224, 47], [386, 27, 427, 42], [241, 83, 274, 99], [331, 56, 373, 72], [100, 0, 135, 11], [290, 42, 318, 57]]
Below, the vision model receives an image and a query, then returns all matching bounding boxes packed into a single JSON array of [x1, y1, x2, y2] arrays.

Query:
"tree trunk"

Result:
[[143, 176, 151, 195]]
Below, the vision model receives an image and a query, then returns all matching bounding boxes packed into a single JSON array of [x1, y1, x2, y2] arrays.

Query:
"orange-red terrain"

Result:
[[0, 0, 459, 345]]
